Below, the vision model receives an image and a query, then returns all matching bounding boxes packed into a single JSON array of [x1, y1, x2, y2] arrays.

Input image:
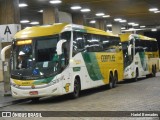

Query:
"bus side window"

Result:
[[73, 31, 85, 56], [84, 33, 103, 52], [136, 39, 150, 52], [101, 36, 121, 52], [84, 33, 91, 52], [102, 36, 115, 52], [90, 34, 103, 52], [151, 41, 158, 52]]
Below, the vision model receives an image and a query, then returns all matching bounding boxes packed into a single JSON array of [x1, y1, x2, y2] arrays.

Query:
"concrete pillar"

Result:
[[0, 43, 3, 82], [59, 12, 72, 23], [0, 0, 19, 95], [0, 0, 20, 83], [112, 22, 121, 34], [95, 20, 106, 31], [72, 13, 84, 25], [2, 59, 11, 95], [43, 7, 59, 24], [0, 0, 20, 24]]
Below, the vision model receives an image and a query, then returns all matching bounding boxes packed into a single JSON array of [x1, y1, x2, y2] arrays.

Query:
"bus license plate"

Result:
[[29, 91, 38, 95]]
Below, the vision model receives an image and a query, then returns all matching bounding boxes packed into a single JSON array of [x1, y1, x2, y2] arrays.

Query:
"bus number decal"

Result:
[[101, 55, 115, 62]]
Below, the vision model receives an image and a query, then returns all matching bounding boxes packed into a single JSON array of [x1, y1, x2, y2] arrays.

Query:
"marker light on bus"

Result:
[[16, 40, 32, 45]]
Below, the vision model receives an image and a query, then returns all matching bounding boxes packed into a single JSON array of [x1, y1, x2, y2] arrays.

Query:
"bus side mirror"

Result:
[[56, 39, 67, 55], [1, 45, 11, 62], [128, 44, 132, 56]]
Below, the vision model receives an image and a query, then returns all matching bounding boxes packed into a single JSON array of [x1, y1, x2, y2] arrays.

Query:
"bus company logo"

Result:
[[101, 55, 115, 62], [2, 112, 11, 117], [64, 83, 70, 92]]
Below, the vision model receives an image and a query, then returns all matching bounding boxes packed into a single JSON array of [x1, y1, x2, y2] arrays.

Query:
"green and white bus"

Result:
[[10, 23, 124, 99], [120, 33, 159, 81]]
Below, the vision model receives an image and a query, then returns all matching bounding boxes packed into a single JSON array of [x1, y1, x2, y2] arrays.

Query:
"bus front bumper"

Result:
[[11, 84, 62, 98]]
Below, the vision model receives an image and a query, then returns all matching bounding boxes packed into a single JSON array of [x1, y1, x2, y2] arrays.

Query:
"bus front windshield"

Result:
[[11, 35, 67, 80]]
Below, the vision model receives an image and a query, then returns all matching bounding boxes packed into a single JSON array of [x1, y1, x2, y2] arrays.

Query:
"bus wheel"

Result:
[[109, 73, 114, 89], [134, 69, 138, 82], [152, 66, 156, 77], [113, 73, 118, 88], [70, 78, 81, 99]]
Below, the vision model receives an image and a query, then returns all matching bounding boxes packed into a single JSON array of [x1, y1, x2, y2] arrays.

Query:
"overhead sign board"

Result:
[[0, 24, 21, 42]]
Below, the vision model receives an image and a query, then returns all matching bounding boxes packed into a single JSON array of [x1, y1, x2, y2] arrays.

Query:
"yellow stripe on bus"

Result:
[[13, 79, 34, 86]]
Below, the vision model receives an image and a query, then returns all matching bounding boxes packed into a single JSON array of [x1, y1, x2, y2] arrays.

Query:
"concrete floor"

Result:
[[0, 73, 160, 120]]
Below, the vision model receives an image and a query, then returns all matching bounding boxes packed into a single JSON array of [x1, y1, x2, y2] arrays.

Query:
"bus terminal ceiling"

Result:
[[19, 0, 160, 29]]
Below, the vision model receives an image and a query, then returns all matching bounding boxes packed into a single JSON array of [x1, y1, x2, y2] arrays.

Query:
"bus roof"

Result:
[[14, 23, 68, 39], [14, 23, 117, 39], [120, 33, 157, 42], [84, 26, 116, 37]]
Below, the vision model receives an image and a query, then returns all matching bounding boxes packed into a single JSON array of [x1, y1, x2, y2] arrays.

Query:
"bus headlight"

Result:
[[11, 82, 20, 88]]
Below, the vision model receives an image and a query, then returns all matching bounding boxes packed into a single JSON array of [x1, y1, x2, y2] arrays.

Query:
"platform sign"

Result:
[[0, 24, 21, 42]]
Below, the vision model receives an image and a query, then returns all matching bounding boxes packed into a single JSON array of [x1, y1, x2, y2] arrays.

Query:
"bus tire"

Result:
[[134, 69, 139, 82], [146, 74, 151, 78], [108, 73, 114, 89], [152, 66, 156, 77], [70, 77, 81, 99], [113, 72, 118, 88]]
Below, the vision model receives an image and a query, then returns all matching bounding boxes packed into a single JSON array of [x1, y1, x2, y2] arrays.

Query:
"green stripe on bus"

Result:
[[33, 77, 54, 85], [82, 52, 103, 81], [139, 52, 148, 71]]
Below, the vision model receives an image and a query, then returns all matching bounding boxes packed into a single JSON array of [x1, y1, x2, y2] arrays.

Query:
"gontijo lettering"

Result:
[[101, 55, 115, 62]]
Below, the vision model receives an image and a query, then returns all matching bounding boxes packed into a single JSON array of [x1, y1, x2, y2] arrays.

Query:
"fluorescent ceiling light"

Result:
[[96, 13, 105, 16], [106, 24, 112, 27], [71, 6, 81, 10], [119, 20, 127, 23], [122, 28, 143, 32], [114, 18, 122, 21], [20, 20, 30, 23], [81, 8, 91, 12], [121, 27, 126, 30], [140, 26, 146, 28], [154, 10, 160, 13], [90, 20, 96, 24], [103, 15, 110, 18], [129, 28, 135, 30], [149, 8, 158, 12], [30, 22, 39, 25], [132, 24, 139, 26], [49, 0, 62, 4], [19, 3, 28, 7], [128, 22, 135, 25], [151, 28, 157, 32], [38, 10, 43, 13]]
